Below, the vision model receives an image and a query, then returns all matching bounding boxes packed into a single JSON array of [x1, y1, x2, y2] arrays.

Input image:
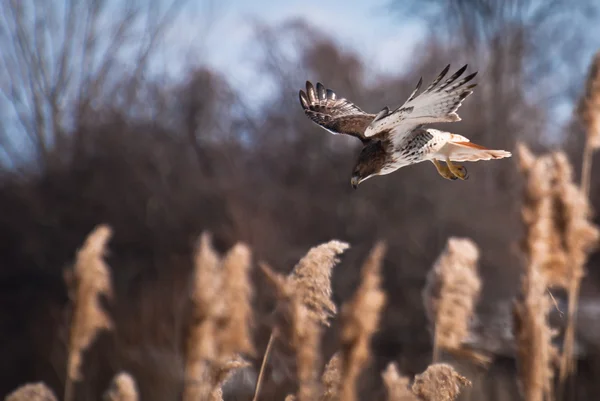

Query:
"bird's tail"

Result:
[[444, 141, 512, 162]]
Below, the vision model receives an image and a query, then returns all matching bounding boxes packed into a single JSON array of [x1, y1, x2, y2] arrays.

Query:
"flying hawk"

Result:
[[299, 64, 512, 189]]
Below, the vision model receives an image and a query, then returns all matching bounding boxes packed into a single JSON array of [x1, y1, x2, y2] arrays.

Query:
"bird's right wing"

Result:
[[364, 65, 477, 143], [299, 81, 375, 142]]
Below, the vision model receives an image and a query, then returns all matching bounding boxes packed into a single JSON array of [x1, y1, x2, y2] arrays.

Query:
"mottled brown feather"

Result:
[[299, 81, 375, 142], [352, 135, 393, 178]]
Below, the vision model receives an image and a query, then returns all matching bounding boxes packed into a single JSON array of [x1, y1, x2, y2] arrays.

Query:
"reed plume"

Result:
[[320, 353, 342, 401], [411, 363, 471, 401], [518, 143, 599, 395], [339, 242, 387, 401], [422, 237, 484, 364], [518, 143, 569, 288], [577, 51, 600, 196], [183, 233, 254, 401], [512, 263, 557, 401], [184, 232, 222, 401], [258, 263, 322, 401], [207, 357, 252, 401], [219, 243, 255, 357], [554, 152, 599, 392], [254, 240, 349, 401], [103, 372, 139, 401], [64, 224, 114, 401], [290, 240, 350, 326], [382, 363, 418, 401], [5, 383, 58, 401]]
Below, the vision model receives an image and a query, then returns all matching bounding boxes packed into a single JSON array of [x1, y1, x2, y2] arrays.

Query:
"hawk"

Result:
[[299, 64, 512, 189]]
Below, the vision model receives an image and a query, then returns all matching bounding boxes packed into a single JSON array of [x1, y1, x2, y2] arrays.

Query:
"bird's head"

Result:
[[351, 140, 386, 189]]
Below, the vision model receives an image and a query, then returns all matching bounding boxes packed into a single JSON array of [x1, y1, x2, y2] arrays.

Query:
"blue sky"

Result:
[[158, 0, 426, 96]]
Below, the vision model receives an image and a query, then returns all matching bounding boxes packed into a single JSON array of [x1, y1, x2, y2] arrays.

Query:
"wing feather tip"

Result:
[[316, 82, 326, 100], [299, 90, 309, 108]]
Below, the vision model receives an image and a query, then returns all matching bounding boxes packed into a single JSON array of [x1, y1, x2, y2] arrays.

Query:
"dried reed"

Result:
[[290, 240, 350, 326], [207, 357, 252, 401], [518, 144, 569, 288], [411, 363, 471, 401], [382, 363, 418, 401], [423, 237, 484, 364], [320, 353, 342, 401], [183, 233, 254, 401], [512, 263, 557, 401], [5, 383, 58, 401], [64, 224, 114, 401], [577, 51, 600, 196], [219, 243, 255, 357], [339, 242, 387, 401], [258, 263, 322, 401], [103, 372, 139, 401], [554, 152, 599, 393], [253, 240, 349, 401], [518, 143, 599, 396], [184, 233, 222, 401]]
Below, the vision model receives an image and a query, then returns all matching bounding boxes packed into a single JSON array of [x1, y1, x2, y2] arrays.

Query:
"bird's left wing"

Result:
[[299, 81, 375, 142], [364, 65, 477, 143]]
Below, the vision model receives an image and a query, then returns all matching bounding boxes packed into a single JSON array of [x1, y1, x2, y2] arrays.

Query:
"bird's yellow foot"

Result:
[[432, 159, 458, 180], [446, 159, 469, 180]]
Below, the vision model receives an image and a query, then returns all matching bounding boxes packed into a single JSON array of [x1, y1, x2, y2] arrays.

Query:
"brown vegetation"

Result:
[[2, 1, 600, 401], [423, 237, 484, 364]]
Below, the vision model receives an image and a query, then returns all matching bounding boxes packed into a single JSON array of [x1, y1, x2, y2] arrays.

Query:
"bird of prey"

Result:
[[299, 64, 512, 189]]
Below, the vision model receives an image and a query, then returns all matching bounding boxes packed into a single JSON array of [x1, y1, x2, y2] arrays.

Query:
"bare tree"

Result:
[[391, 0, 599, 141], [0, 0, 191, 170]]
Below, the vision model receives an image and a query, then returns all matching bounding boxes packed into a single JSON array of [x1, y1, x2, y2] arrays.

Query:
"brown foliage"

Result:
[[5, 383, 57, 401], [423, 237, 485, 363], [1, 5, 600, 401], [339, 242, 387, 401]]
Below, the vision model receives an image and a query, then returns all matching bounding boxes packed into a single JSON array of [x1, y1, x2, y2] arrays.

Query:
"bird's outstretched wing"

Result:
[[299, 81, 375, 142], [364, 65, 477, 142]]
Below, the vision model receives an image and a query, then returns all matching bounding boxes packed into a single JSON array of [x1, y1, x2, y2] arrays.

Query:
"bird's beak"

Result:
[[350, 176, 360, 189]]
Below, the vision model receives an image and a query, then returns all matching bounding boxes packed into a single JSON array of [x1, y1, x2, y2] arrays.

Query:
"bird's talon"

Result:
[[455, 165, 469, 180], [432, 159, 458, 180], [446, 159, 469, 181]]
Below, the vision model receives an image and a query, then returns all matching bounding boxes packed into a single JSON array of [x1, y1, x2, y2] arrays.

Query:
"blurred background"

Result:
[[1, 0, 600, 400]]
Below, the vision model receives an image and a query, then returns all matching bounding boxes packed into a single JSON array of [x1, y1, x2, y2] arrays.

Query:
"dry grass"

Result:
[[183, 233, 254, 401], [382, 363, 418, 401], [206, 357, 252, 401], [381, 362, 470, 401], [10, 227, 561, 401], [254, 240, 349, 401], [9, 122, 600, 401], [339, 242, 387, 401], [289, 240, 350, 327], [518, 143, 600, 397], [255, 273, 320, 401], [219, 243, 255, 357], [423, 237, 485, 364], [512, 263, 557, 401], [411, 364, 471, 401], [518, 144, 571, 288], [64, 224, 114, 401], [5, 383, 58, 401], [103, 372, 139, 401], [319, 353, 342, 401]]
